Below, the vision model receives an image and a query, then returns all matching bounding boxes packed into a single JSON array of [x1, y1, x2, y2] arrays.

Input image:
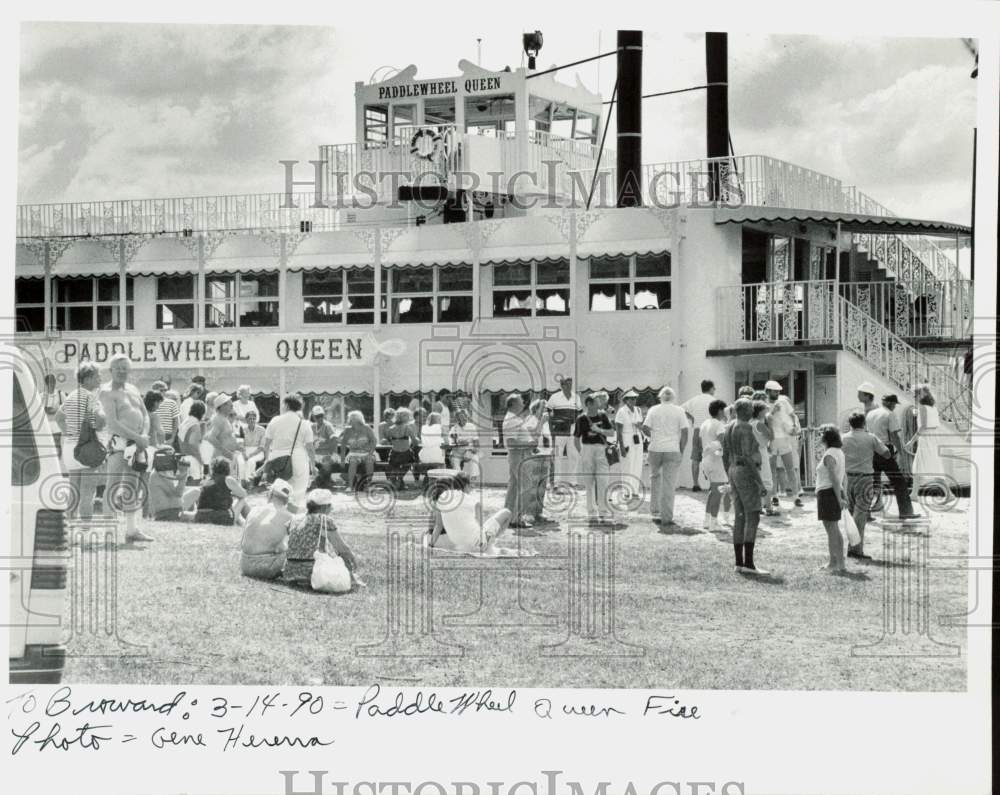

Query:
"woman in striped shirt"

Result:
[[55, 362, 106, 520]]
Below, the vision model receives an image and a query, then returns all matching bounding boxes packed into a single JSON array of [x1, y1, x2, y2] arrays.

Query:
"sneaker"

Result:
[[794, 498, 804, 508], [771, 497, 780, 507], [742, 565, 771, 576], [125, 530, 155, 543], [692, 485, 703, 493], [764, 507, 781, 516]]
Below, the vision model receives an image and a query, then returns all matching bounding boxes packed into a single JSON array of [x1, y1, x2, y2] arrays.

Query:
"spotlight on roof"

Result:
[[523, 30, 543, 70]]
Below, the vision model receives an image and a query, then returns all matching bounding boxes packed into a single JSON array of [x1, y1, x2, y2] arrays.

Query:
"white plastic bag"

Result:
[[842, 511, 862, 547], [310, 524, 352, 593]]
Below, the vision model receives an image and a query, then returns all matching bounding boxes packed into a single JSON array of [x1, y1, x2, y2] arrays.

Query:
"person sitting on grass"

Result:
[[283, 488, 361, 589], [428, 472, 513, 554], [148, 457, 201, 521], [239, 479, 294, 580], [815, 424, 849, 575], [194, 457, 250, 526]]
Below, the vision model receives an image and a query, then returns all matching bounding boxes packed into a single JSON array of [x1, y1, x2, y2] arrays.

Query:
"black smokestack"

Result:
[[705, 32, 729, 201], [616, 30, 643, 208]]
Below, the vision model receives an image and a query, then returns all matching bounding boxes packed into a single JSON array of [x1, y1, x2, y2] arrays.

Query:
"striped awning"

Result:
[[714, 206, 971, 236]]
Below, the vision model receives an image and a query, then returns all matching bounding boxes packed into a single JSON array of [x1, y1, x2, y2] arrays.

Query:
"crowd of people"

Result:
[[48, 355, 947, 590]]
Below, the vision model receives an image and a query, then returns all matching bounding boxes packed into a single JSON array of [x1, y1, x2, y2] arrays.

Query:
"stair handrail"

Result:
[[837, 295, 970, 430]]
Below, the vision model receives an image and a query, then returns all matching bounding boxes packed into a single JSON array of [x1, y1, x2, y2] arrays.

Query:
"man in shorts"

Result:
[[764, 380, 803, 511], [682, 380, 717, 492], [99, 353, 153, 543]]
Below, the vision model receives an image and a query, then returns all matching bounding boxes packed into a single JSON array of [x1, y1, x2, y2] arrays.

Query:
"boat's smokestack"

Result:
[[616, 29, 643, 208], [705, 32, 729, 201]]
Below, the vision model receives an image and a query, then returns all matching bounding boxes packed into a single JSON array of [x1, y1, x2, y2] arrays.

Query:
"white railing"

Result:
[[643, 155, 848, 211], [716, 280, 838, 347], [839, 280, 973, 341], [716, 282, 971, 429], [15, 192, 353, 237], [838, 296, 970, 429]]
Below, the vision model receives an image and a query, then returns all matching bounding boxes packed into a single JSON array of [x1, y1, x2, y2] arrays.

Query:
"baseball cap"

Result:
[[623, 389, 639, 399], [764, 380, 782, 392], [882, 393, 899, 405], [310, 405, 326, 417], [857, 382, 876, 395], [213, 393, 233, 410], [269, 479, 292, 500], [307, 488, 333, 506]]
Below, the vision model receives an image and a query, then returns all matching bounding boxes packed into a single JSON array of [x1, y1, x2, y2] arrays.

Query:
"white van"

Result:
[[7, 352, 68, 684]]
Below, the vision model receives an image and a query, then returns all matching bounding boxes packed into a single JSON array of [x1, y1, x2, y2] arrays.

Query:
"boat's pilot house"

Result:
[[344, 59, 605, 214]]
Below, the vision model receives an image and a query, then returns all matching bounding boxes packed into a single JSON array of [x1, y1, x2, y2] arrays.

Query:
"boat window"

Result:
[[588, 253, 671, 312], [465, 94, 515, 136], [493, 258, 570, 318], [364, 104, 389, 149]]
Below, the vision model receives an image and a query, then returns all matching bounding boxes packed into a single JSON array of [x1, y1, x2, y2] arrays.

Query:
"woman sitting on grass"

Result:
[[148, 457, 201, 521], [194, 457, 250, 526], [428, 472, 512, 554], [283, 488, 361, 588], [815, 424, 849, 574]]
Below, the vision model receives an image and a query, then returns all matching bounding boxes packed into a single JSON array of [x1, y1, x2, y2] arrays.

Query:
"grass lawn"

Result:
[[62, 486, 969, 690]]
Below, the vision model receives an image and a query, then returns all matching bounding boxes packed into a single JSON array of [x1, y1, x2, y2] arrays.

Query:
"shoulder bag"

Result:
[[73, 391, 107, 469], [265, 419, 301, 482], [311, 516, 352, 594]]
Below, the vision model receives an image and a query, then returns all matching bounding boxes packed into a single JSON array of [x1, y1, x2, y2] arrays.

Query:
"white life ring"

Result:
[[410, 128, 442, 162]]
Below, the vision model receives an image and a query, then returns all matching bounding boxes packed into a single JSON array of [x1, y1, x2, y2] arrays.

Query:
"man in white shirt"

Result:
[[614, 390, 645, 497], [641, 386, 689, 526], [546, 376, 583, 487], [765, 380, 803, 510], [682, 379, 717, 492]]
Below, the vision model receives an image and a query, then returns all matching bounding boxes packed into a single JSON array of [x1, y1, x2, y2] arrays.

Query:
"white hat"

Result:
[[764, 380, 782, 392], [310, 405, 326, 417], [623, 389, 639, 399], [213, 393, 233, 410], [269, 479, 292, 500], [856, 382, 876, 395], [307, 488, 333, 506]]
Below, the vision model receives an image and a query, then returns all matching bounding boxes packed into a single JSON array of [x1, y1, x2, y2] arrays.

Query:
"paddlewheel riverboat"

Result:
[[13, 35, 975, 488]]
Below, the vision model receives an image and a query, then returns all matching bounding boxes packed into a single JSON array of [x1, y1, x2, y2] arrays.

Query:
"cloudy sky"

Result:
[[17, 22, 978, 223]]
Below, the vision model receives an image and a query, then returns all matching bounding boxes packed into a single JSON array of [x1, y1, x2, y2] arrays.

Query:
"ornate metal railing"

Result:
[[839, 280, 973, 340], [716, 282, 971, 429], [837, 296, 970, 429], [716, 280, 839, 347]]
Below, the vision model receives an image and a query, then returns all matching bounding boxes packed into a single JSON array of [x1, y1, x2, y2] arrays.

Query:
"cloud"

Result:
[[16, 25, 977, 223]]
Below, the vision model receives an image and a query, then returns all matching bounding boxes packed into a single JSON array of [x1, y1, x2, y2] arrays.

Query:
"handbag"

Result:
[[265, 420, 301, 482], [605, 444, 621, 466], [311, 517, 352, 594], [73, 392, 107, 469]]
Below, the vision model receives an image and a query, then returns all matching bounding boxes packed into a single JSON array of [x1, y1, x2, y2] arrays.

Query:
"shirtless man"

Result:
[[99, 353, 154, 543]]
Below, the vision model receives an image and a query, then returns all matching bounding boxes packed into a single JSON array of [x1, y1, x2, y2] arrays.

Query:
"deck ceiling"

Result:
[[713, 206, 971, 236]]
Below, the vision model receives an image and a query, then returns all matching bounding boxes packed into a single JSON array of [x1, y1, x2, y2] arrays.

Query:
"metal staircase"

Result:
[[838, 294, 971, 430]]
